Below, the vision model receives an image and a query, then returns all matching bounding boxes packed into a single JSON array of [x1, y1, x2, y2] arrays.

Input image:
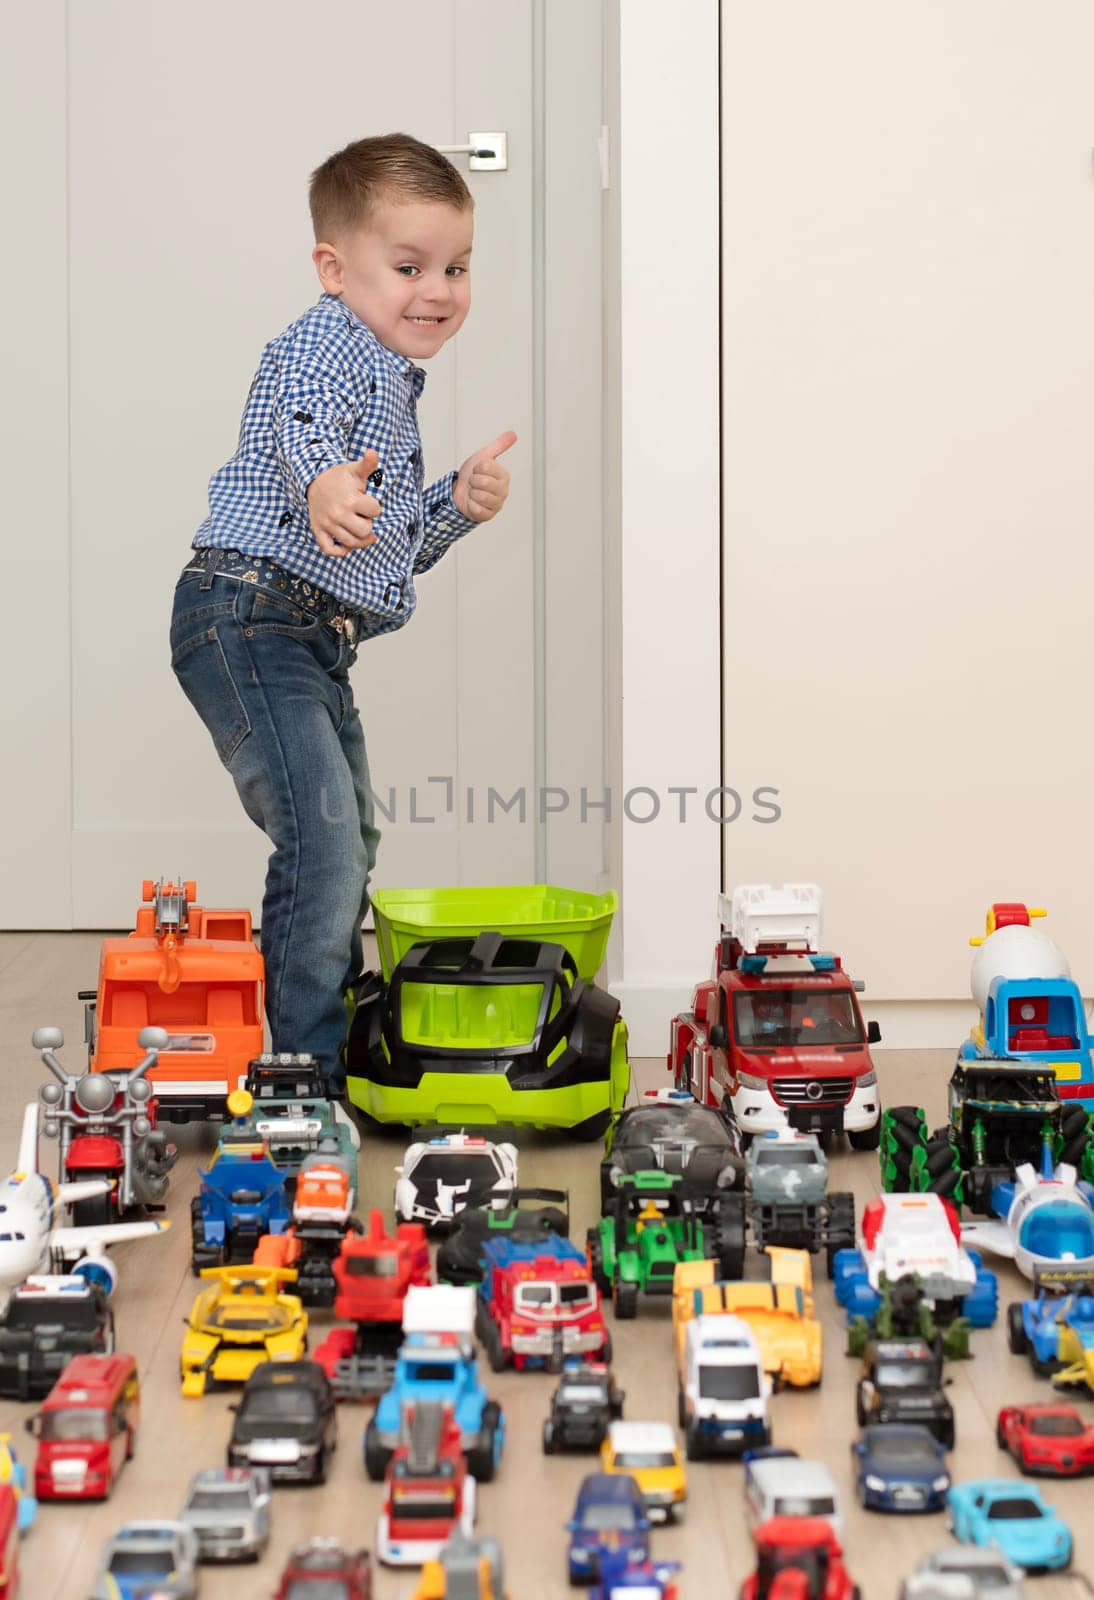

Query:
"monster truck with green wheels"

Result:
[[879, 1059, 1094, 1214], [586, 1170, 746, 1319]]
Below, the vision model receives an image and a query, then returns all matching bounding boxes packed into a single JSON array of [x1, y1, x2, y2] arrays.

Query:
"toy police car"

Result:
[[394, 1133, 518, 1231]]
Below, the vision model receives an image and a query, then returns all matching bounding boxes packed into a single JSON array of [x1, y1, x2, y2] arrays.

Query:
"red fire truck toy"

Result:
[[376, 1401, 476, 1567], [253, 1154, 357, 1306], [313, 1211, 432, 1398], [668, 885, 881, 1150], [739, 1516, 861, 1600], [474, 1237, 610, 1372], [82, 878, 264, 1123]]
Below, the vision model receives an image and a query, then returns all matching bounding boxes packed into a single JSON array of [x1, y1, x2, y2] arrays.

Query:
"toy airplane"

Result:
[[960, 1147, 1094, 1282], [0, 1102, 170, 1310]]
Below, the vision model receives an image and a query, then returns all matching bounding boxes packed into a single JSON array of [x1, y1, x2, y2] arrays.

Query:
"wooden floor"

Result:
[[2, 932, 1093, 1599]]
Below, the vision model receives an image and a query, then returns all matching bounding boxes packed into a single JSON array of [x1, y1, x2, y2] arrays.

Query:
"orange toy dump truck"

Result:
[[82, 878, 264, 1123]]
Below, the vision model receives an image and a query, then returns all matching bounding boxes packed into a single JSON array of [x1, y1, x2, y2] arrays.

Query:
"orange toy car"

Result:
[[82, 878, 264, 1123]]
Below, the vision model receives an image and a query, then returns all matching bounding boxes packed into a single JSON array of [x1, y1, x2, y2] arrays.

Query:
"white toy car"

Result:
[[678, 1313, 771, 1459], [835, 1192, 999, 1328], [743, 1455, 842, 1540], [394, 1134, 518, 1229]]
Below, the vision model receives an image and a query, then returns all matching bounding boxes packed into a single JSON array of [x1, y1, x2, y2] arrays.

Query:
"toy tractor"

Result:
[[586, 1171, 745, 1318]]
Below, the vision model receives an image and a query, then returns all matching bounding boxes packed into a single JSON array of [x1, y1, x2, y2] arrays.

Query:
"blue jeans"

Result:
[[169, 561, 381, 1090]]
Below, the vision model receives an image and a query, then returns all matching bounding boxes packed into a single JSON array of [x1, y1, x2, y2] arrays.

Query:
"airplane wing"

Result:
[[57, 1179, 113, 1205], [960, 1219, 1014, 1259], [51, 1218, 171, 1258], [15, 1103, 38, 1177]]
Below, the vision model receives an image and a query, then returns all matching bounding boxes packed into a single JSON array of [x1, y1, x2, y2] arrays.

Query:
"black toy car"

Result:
[[600, 1090, 745, 1213], [245, 1052, 327, 1104], [227, 1359, 338, 1484], [0, 1279, 115, 1400], [856, 1338, 954, 1448], [436, 1187, 570, 1286], [542, 1362, 625, 1453]]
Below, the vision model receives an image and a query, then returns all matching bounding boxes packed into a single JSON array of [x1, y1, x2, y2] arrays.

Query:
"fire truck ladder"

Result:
[[405, 1399, 445, 1473]]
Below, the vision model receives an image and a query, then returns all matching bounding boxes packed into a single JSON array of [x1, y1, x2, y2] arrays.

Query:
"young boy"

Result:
[[169, 132, 515, 1093]]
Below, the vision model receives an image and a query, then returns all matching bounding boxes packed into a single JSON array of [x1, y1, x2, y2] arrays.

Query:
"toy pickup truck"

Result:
[[475, 1237, 610, 1371], [668, 884, 881, 1151], [746, 1129, 856, 1277], [244, 1053, 360, 1178]]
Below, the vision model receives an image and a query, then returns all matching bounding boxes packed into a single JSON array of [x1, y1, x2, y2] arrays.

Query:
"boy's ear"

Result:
[[312, 242, 343, 295]]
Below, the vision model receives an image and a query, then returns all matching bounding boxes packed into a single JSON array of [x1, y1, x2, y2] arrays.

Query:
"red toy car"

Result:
[[739, 1516, 861, 1600], [668, 885, 880, 1150], [997, 1402, 1094, 1476], [274, 1538, 372, 1599], [0, 1485, 19, 1598]]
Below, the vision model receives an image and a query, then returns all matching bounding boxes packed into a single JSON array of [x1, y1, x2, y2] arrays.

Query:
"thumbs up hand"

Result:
[[452, 431, 517, 523], [306, 450, 383, 558]]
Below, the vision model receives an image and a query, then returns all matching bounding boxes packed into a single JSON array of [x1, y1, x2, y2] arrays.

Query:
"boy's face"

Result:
[[313, 195, 473, 360]]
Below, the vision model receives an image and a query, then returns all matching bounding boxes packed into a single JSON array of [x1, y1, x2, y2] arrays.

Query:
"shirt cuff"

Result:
[[413, 470, 480, 573]]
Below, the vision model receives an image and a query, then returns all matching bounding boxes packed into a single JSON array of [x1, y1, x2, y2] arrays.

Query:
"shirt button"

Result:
[[293, 410, 313, 423]]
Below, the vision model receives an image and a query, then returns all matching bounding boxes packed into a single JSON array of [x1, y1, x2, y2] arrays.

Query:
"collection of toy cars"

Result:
[[12, 879, 1094, 1599]]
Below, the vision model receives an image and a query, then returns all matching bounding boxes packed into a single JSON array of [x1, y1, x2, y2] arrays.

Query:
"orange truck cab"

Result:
[[84, 878, 264, 1122], [28, 1353, 139, 1500], [0, 1485, 18, 1598]]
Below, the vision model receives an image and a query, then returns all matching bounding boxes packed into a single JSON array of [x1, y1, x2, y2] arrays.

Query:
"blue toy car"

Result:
[[946, 1478, 1073, 1571], [591, 1553, 680, 1599], [363, 1332, 505, 1484], [1007, 1273, 1094, 1385], [190, 1101, 291, 1273], [851, 1423, 950, 1512], [567, 1472, 651, 1587]]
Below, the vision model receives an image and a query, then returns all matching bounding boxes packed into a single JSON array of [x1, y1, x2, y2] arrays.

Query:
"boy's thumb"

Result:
[[353, 448, 380, 481], [480, 430, 518, 462]]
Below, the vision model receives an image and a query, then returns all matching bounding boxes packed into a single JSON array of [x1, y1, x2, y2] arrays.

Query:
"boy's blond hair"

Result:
[[309, 132, 473, 242]]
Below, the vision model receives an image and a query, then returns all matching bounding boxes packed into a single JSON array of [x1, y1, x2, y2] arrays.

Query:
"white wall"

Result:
[[614, 0, 723, 1055], [617, 0, 1094, 1053]]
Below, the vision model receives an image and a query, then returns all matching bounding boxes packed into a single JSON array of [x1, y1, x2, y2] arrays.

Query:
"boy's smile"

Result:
[[313, 196, 473, 360]]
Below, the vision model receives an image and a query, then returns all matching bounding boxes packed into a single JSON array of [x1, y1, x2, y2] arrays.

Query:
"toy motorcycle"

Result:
[[33, 1025, 178, 1225]]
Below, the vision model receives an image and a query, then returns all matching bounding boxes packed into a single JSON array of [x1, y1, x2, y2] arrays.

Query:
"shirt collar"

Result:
[[322, 294, 427, 397]]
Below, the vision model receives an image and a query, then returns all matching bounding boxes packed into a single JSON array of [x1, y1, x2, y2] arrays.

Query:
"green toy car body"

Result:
[[344, 886, 628, 1135], [586, 1171, 746, 1318]]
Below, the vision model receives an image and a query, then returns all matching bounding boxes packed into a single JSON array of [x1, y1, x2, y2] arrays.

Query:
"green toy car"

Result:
[[586, 1171, 747, 1318], [344, 886, 629, 1137]]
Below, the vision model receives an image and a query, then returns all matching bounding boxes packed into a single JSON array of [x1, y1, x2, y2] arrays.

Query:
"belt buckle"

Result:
[[331, 613, 357, 646]]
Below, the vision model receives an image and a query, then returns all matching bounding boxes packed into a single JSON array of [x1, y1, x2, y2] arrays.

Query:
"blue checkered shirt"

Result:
[[193, 293, 478, 632]]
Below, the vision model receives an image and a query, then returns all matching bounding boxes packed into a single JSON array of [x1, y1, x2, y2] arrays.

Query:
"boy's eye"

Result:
[[396, 265, 420, 277], [446, 265, 467, 277]]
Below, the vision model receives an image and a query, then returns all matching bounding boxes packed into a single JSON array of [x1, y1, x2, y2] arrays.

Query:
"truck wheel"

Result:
[[855, 1385, 868, 1428], [613, 1279, 638, 1320], [1059, 1105, 1093, 1167], [478, 1312, 508, 1373], [677, 1387, 686, 1428], [363, 1422, 390, 1483], [599, 1331, 613, 1365], [72, 1191, 115, 1229], [879, 1106, 926, 1191], [586, 1230, 610, 1294], [468, 1402, 501, 1482], [569, 1110, 611, 1143], [923, 1135, 962, 1199], [1007, 1304, 1029, 1355], [685, 1419, 705, 1461], [543, 1422, 555, 1455], [711, 1195, 746, 1282], [848, 1118, 881, 1152], [824, 1192, 856, 1279]]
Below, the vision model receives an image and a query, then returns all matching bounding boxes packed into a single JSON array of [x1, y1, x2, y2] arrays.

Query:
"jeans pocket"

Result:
[[235, 584, 323, 637], [170, 625, 251, 766]]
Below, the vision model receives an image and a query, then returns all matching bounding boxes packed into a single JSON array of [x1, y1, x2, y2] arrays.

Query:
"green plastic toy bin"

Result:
[[370, 884, 618, 982]]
